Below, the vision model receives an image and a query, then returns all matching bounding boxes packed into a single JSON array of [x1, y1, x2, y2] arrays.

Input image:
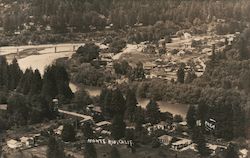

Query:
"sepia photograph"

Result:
[[0, 0, 249, 158]]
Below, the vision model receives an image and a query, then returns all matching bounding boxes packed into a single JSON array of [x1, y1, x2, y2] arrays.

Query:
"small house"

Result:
[[20, 136, 34, 147], [239, 149, 248, 158], [171, 139, 192, 151], [7, 139, 22, 149], [158, 135, 173, 146]]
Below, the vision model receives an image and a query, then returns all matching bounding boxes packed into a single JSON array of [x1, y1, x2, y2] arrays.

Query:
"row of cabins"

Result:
[[7, 134, 40, 150]]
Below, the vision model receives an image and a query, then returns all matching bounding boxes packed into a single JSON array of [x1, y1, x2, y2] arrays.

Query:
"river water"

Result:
[[73, 85, 189, 117]]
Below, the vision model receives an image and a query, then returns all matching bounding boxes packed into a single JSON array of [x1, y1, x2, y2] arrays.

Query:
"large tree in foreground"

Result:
[[125, 88, 138, 122], [224, 143, 239, 158], [47, 136, 65, 158], [75, 43, 100, 62], [177, 65, 185, 84], [111, 115, 126, 139], [61, 123, 76, 142], [186, 105, 197, 129], [192, 127, 210, 157], [146, 99, 161, 124]]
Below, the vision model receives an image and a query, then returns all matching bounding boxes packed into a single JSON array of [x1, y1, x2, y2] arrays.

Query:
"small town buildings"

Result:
[[147, 121, 170, 135], [239, 148, 248, 158], [206, 143, 227, 156], [20, 136, 34, 147], [158, 135, 173, 146], [54, 125, 63, 135], [171, 138, 192, 151], [7, 139, 22, 149]]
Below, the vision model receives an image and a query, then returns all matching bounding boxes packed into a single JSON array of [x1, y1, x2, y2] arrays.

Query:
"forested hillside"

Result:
[[1, 0, 250, 33]]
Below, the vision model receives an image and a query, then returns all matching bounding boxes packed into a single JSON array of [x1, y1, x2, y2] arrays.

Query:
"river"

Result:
[[76, 85, 189, 117]]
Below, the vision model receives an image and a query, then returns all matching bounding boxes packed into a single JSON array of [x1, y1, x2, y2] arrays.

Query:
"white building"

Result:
[[7, 139, 22, 149], [20, 136, 34, 147], [54, 125, 64, 135], [171, 139, 192, 151], [158, 135, 173, 146]]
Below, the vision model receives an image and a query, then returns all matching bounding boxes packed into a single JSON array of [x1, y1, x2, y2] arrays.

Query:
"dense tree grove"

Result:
[[42, 65, 73, 101], [74, 43, 100, 63], [0, 55, 73, 127], [2, 0, 250, 33], [0, 57, 23, 92], [72, 63, 113, 86]]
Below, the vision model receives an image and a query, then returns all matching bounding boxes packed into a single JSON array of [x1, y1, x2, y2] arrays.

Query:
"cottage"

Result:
[[171, 139, 192, 151], [20, 136, 34, 147], [239, 149, 248, 158], [7, 139, 22, 149], [158, 135, 173, 146]]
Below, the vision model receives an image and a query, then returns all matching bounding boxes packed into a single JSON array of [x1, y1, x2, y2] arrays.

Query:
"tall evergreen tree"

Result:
[[146, 99, 161, 124], [8, 58, 23, 90], [61, 123, 76, 142], [42, 66, 57, 100], [110, 88, 126, 117], [0, 56, 9, 89], [83, 123, 96, 158], [82, 122, 94, 140], [17, 68, 33, 95], [103, 89, 113, 118], [125, 88, 138, 122], [192, 127, 210, 157], [135, 106, 145, 132], [186, 105, 197, 129], [177, 65, 185, 84], [47, 136, 65, 158], [224, 143, 239, 158], [29, 69, 43, 95], [111, 115, 126, 139]]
